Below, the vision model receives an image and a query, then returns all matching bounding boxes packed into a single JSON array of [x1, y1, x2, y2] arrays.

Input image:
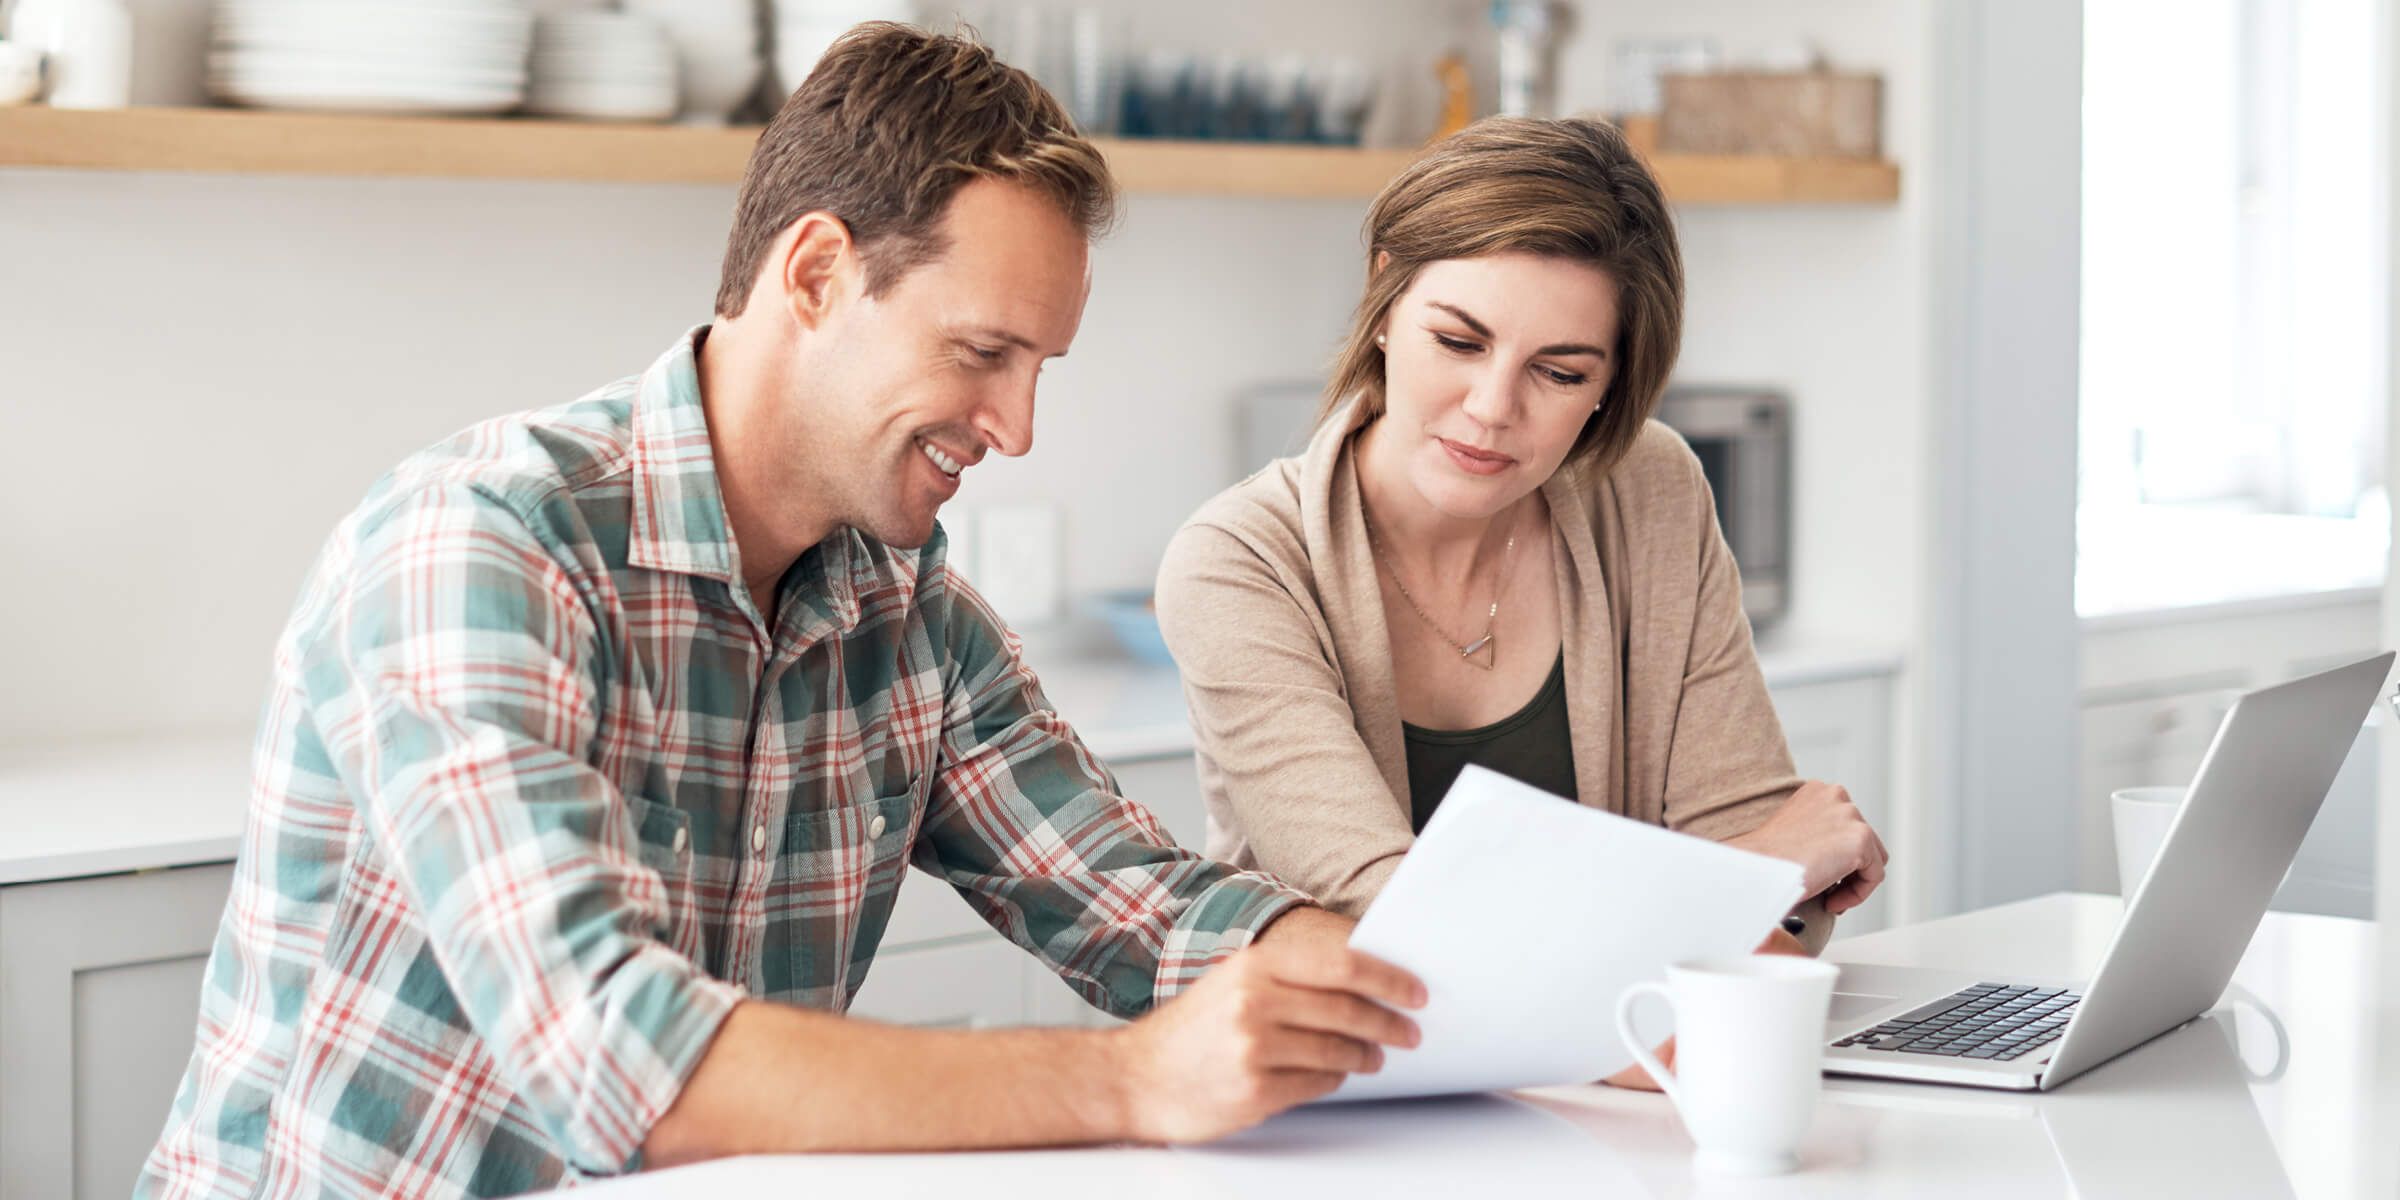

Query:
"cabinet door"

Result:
[[1767, 676, 1895, 935], [1111, 754, 1206, 850], [2078, 689, 2239, 895], [845, 939, 1031, 1030], [0, 862, 234, 1200]]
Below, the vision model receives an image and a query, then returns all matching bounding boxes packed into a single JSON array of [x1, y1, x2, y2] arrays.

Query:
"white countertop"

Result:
[[583, 893, 2400, 1199], [0, 638, 1900, 887], [0, 735, 253, 885]]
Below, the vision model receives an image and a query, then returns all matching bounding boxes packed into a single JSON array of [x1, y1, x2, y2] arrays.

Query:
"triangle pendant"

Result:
[[1459, 633, 1496, 669]]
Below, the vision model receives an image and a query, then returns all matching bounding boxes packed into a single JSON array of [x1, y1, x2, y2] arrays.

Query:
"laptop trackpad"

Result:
[[1831, 991, 1899, 1023]]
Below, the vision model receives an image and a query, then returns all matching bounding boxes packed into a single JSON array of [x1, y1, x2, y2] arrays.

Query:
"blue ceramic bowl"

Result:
[[1092, 589, 1176, 667]]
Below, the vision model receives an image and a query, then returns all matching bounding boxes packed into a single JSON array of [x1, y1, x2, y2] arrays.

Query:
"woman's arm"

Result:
[[1155, 521, 1414, 916]]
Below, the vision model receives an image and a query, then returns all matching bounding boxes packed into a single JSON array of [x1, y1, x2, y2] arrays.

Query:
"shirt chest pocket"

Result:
[[769, 784, 923, 1007]]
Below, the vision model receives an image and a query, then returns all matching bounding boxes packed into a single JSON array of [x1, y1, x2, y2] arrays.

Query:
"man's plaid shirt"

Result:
[[138, 328, 1307, 1197]]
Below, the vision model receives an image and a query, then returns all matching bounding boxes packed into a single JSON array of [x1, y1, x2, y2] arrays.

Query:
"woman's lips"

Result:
[[1438, 436, 1516, 477]]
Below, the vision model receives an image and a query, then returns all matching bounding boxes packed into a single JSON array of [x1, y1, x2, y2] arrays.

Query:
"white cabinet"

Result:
[[0, 863, 231, 1200]]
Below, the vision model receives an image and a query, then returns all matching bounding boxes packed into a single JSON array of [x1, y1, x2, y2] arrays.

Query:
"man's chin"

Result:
[[855, 507, 939, 551]]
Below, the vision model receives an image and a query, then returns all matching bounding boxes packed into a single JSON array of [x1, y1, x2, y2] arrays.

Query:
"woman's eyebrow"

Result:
[[1426, 301, 1607, 359]]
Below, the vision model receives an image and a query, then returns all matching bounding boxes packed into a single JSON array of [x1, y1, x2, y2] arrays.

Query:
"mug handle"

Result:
[[1615, 981, 1688, 1114]]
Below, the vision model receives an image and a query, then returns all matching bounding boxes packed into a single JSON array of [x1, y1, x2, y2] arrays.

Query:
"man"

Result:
[[139, 24, 1421, 1197]]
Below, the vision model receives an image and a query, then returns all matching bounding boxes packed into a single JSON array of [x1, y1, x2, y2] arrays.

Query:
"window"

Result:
[[2079, 0, 2389, 617]]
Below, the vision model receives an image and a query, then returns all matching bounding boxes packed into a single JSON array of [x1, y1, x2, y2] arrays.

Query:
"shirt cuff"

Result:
[[570, 944, 746, 1176], [1150, 870, 1313, 1003]]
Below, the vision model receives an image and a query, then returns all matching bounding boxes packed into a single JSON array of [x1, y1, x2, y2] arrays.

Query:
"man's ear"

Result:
[[776, 211, 857, 331]]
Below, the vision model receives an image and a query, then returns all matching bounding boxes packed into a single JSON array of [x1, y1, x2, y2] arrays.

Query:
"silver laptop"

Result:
[[1820, 651, 2393, 1091]]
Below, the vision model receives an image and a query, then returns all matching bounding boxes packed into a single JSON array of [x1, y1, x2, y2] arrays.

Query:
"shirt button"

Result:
[[751, 824, 767, 854], [868, 814, 888, 839], [671, 827, 688, 853]]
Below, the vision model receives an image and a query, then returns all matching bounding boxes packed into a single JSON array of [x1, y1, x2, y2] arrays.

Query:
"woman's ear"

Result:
[[1371, 249, 1392, 277]]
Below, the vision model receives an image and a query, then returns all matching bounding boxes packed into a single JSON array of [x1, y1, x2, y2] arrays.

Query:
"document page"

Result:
[[1328, 766, 1805, 1102]]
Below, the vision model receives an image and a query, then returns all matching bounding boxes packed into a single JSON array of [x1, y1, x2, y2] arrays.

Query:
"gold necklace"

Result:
[[1364, 501, 1525, 670]]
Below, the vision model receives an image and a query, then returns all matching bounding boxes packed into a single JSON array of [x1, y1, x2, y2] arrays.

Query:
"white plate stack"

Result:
[[770, 0, 916, 101], [526, 11, 678, 122], [206, 0, 533, 116]]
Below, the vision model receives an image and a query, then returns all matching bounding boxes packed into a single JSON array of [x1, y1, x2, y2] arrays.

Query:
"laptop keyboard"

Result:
[[1830, 983, 2082, 1061]]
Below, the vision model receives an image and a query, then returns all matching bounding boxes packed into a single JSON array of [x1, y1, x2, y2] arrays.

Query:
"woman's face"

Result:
[[1374, 251, 1621, 520]]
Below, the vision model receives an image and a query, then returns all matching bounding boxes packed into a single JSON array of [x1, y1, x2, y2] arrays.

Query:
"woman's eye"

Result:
[[1431, 333, 1482, 354], [1540, 366, 1589, 387]]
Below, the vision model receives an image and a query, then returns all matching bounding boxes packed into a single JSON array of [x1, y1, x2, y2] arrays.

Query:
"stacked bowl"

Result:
[[623, 0, 759, 126], [207, 0, 533, 115], [770, 0, 916, 99], [526, 11, 678, 122]]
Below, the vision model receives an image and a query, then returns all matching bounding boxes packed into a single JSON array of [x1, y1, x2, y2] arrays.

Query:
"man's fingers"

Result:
[[1262, 1068, 1347, 1111], [1262, 1028, 1384, 1075], [1278, 986, 1421, 1048], [1267, 943, 1427, 1011]]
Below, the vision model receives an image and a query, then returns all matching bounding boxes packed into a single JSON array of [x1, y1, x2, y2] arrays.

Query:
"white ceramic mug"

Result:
[[1614, 954, 1839, 1176], [0, 42, 42, 106], [2111, 785, 2184, 898]]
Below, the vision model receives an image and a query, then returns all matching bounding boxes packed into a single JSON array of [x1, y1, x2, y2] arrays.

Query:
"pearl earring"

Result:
[[1375, 333, 1387, 349]]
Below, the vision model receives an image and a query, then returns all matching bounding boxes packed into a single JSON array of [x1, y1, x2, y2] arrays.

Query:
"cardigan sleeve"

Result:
[[1154, 521, 1414, 917], [1645, 438, 1836, 951]]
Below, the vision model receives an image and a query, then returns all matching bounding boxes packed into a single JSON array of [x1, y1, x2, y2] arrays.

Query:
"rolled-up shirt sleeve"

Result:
[[298, 484, 741, 1175], [913, 562, 1307, 1018]]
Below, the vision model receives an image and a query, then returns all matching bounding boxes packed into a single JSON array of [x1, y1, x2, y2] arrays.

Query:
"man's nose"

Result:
[[975, 377, 1036, 459]]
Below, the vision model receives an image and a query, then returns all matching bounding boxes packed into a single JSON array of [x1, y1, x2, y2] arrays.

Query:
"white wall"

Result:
[[0, 0, 1949, 895], [1557, 2, 1941, 918], [1555, 1, 1935, 658], [0, 172, 1389, 745]]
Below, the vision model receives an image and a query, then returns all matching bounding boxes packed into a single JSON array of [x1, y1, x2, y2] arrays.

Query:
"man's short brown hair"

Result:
[[713, 22, 1117, 317]]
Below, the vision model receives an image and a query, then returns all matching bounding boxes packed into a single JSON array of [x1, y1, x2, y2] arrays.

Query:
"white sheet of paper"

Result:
[[1327, 765, 1806, 1102]]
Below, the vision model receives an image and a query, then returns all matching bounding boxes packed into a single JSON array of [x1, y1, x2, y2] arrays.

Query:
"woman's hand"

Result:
[[1603, 928, 1809, 1091], [1731, 781, 1888, 915]]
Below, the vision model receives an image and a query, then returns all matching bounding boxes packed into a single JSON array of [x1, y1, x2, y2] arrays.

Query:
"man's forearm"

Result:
[[644, 906, 1362, 1168], [643, 999, 1134, 1166]]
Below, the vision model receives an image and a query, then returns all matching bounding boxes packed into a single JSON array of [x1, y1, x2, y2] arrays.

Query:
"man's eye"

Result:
[[968, 345, 1003, 364]]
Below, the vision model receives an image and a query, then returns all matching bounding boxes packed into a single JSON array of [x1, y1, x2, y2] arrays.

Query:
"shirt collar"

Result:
[[627, 325, 741, 583], [626, 325, 868, 640]]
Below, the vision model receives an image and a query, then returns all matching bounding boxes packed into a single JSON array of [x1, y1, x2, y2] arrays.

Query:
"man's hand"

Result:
[[1110, 925, 1426, 1143], [1603, 927, 1809, 1091], [1730, 781, 1889, 914]]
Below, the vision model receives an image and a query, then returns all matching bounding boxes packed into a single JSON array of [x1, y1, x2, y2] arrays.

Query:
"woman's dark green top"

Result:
[[1402, 652, 1577, 832]]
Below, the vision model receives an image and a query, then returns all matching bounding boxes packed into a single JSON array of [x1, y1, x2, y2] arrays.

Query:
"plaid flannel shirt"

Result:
[[138, 328, 1307, 1198]]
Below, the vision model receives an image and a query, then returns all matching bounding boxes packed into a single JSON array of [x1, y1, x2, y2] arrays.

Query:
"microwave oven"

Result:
[[1653, 387, 1790, 630]]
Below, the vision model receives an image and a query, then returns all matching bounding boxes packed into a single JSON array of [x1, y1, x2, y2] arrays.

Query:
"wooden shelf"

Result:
[[0, 105, 1900, 204]]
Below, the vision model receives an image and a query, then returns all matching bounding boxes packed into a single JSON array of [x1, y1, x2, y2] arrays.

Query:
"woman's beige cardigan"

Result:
[[1154, 402, 1832, 948]]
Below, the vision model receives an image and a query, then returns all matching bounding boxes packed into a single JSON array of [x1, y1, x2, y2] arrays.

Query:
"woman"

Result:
[[1155, 117, 1886, 956]]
